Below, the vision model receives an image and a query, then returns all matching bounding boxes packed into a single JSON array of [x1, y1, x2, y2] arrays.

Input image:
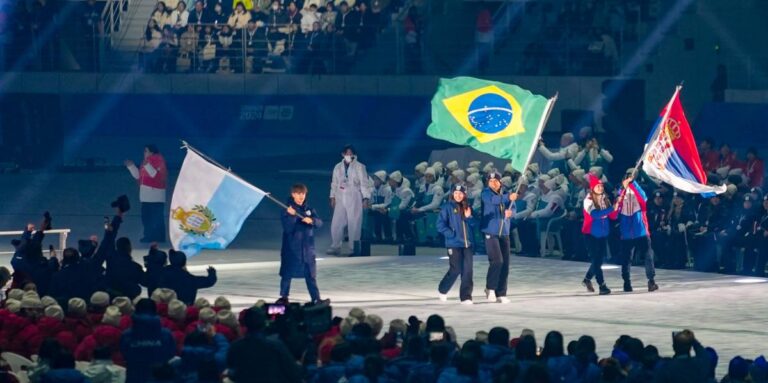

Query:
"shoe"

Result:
[[276, 297, 289, 305], [325, 247, 341, 256], [460, 300, 474, 305], [648, 280, 659, 292], [599, 284, 611, 295], [497, 296, 510, 304], [485, 289, 497, 303], [623, 282, 633, 292], [582, 279, 595, 292], [438, 293, 448, 302], [312, 298, 331, 306]]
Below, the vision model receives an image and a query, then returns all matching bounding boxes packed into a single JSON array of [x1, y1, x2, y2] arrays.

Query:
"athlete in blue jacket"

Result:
[[480, 171, 518, 303], [616, 173, 658, 292], [436, 184, 476, 304]]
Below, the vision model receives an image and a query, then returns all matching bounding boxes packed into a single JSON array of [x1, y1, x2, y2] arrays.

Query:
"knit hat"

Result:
[[468, 161, 481, 168], [217, 309, 238, 328], [194, 297, 211, 309], [364, 314, 384, 337], [504, 163, 513, 173], [431, 161, 443, 172], [90, 291, 110, 308], [388, 319, 407, 335], [21, 294, 42, 310], [5, 299, 21, 313], [571, 168, 586, 179], [424, 167, 436, 177], [547, 168, 560, 177], [527, 163, 540, 174], [544, 178, 558, 191], [112, 296, 134, 315], [214, 296, 231, 311], [388, 171, 403, 183], [373, 170, 387, 182], [101, 306, 122, 327], [446, 161, 459, 171], [467, 173, 481, 184], [588, 174, 602, 190], [340, 316, 359, 337], [589, 166, 603, 178], [68, 298, 87, 317], [44, 305, 64, 320], [452, 169, 466, 181], [482, 162, 495, 173], [348, 307, 366, 322], [486, 171, 502, 181], [199, 307, 216, 324], [152, 288, 177, 304], [516, 177, 529, 187], [466, 167, 479, 174], [167, 299, 187, 321], [726, 184, 737, 195], [414, 161, 429, 172], [501, 176, 513, 189], [41, 296, 58, 308], [537, 174, 551, 183], [7, 289, 23, 301], [451, 183, 467, 194]]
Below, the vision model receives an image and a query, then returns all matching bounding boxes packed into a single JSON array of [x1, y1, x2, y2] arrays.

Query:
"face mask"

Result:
[[272, 5, 278, 10], [344, 155, 353, 163]]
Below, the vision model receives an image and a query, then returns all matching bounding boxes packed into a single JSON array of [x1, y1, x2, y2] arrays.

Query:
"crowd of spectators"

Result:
[[367, 130, 767, 277], [139, 0, 411, 74]]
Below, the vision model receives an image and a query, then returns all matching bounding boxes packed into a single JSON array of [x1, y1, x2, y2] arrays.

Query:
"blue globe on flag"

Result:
[[467, 93, 514, 134]]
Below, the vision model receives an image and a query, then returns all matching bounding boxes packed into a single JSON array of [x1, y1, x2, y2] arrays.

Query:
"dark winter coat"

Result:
[[40, 368, 90, 383], [170, 334, 229, 382], [226, 333, 302, 383], [280, 200, 322, 279], [158, 266, 216, 305], [50, 260, 104, 304], [120, 314, 177, 383], [480, 188, 513, 236]]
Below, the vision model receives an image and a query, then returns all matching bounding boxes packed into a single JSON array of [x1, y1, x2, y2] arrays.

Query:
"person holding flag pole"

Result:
[[426, 76, 557, 303]]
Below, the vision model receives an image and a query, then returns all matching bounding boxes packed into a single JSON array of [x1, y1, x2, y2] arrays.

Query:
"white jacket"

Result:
[[330, 160, 372, 199], [538, 142, 580, 161], [530, 190, 565, 219], [415, 183, 444, 213], [168, 9, 189, 28], [371, 184, 393, 210]]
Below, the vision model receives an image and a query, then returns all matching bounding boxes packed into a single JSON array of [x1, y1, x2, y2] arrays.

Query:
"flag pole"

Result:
[[180, 140, 305, 218], [618, 85, 683, 204], [514, 92, 558, 195]]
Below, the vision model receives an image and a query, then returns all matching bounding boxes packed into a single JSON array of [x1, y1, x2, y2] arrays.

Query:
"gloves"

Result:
[[678, 223, 686, 233]]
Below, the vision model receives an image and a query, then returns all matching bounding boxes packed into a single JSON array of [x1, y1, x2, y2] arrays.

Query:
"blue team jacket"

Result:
[[436, 201, 476, 248], [480, 188, 513, 236]]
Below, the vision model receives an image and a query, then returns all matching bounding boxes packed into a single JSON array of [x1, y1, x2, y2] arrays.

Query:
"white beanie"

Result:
[[538, 174, 552, 183], [7, 289, 24, 301], [168, 299, 187, 321], [482, 162, 495, 173], [373, 170, 387, 182], [466, 167, 479, 174], [217, 309, 238, 328], [214, 296, 231, 311], [589, 166, 604, 178], [516, 177, 529, 187], [340, 316, 359, 337], [544, 178, 558, 190], [364, 314, 384, 337], [571, 168, 586, 179], [68, 298, 87, 317], [469, 160, 481, 168], [446, 161, 459, 171], [501, 176, 513, 189], [5, 299, 21, 313], [452, 169, 466, 181], [389, 171, 403, 183], [527, 163, 540, 174], [194, 297, 211, 309], [41, 296, 58, 308], [467, 173, 481, 184], [414, 161, 428, 172], [424, 167, 436, 177], [101, 306, 122, 327], [726, 184, 737, 195], [112, 296, 134, 316], [547, 168, 561, 177], [432, 161, 443, 171], [504, 163, 513, 173], [199, 307, 217, 324], [44, 305, 64, 320], [349, 307, 366, 321], [90, 291, 110, 308]]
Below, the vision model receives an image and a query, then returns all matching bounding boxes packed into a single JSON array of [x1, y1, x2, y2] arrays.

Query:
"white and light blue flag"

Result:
[[169, 147, 266, 256]]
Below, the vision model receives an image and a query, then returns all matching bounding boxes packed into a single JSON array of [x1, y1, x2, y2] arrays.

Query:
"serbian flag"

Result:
[[641, 87, 726, 195]]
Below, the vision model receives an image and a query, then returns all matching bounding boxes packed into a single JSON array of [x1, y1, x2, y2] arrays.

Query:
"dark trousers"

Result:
[[584, 235, 607, 285], [516, 220, 539, 256], [370, 210, 392, 241], [280, 263, 321, 302], [485, 235, 510, 296], [693, 233, 719, 272], [438, 247, 474, 301], [141, 202, 166, 243], [396, 211, 423, 242], [620, 236, 656, 283]]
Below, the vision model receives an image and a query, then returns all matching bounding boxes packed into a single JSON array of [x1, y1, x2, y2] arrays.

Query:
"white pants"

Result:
[[331, 191, 363, 249]]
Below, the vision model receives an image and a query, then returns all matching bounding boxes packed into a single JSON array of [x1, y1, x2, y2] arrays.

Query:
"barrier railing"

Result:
[[0, 229, 71, 255]]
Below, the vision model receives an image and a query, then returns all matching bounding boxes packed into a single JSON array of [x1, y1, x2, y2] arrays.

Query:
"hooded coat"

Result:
[[120, 314, 177, 383], [280, 199, 322, 279]]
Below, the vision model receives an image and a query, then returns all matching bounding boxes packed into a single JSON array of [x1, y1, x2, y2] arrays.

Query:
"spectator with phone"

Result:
[[279, 183, 328, 304]]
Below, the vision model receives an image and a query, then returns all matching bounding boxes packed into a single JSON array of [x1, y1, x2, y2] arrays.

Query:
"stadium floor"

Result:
[[184, 249, 767, 375]]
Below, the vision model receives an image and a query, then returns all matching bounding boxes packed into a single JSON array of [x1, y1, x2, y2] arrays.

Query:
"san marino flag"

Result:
[[169, 145, 266, 256], [427, 77, 555, 171]]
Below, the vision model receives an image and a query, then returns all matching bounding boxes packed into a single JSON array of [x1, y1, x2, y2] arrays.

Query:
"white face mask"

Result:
[[272, 4, 279, 10], [344, 155, 353, 163]]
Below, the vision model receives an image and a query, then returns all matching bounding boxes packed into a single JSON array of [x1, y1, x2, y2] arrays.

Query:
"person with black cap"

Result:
[[327, 144, 372, 256], [279, 183, 327, 305], [124, 145, 168, 243], [480, 171, 517, 304], [667, 191, 695, 269], [143, 244, 168, 297], [722, 193, 760, 274], [436, 183, 476, 305], [158, 249, 217, 305], [646, 190, 670, 268]]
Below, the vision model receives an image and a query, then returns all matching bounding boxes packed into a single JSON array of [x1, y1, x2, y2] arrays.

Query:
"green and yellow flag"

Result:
[[427, 77, 555, 172]]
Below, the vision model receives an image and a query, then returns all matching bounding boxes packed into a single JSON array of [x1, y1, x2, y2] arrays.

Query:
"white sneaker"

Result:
[[497, 296, 510, 304], [438, 293, 448, 302], [325, 247, 341, 256], [460, 300, 474, 305], [486, 289, 497, 303]]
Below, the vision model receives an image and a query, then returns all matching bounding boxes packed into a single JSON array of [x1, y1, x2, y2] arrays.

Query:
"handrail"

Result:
[[101, 0, 131, 46], [0, 229, 71, 252]]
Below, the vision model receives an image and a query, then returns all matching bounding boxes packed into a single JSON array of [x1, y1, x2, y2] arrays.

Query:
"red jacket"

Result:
[[12, 322, 43, 357], [37, 317, 77, 352], [64, 316, 94, 342], [75, 325, 125, 365], [746, 158, 765, 188], [476, 9, 492, 33], [701, 150, 720, 172], [140, 154, 168, 189]]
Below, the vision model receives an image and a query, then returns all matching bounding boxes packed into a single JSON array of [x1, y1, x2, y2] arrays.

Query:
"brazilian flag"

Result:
[[427, 77, 555, 172]]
